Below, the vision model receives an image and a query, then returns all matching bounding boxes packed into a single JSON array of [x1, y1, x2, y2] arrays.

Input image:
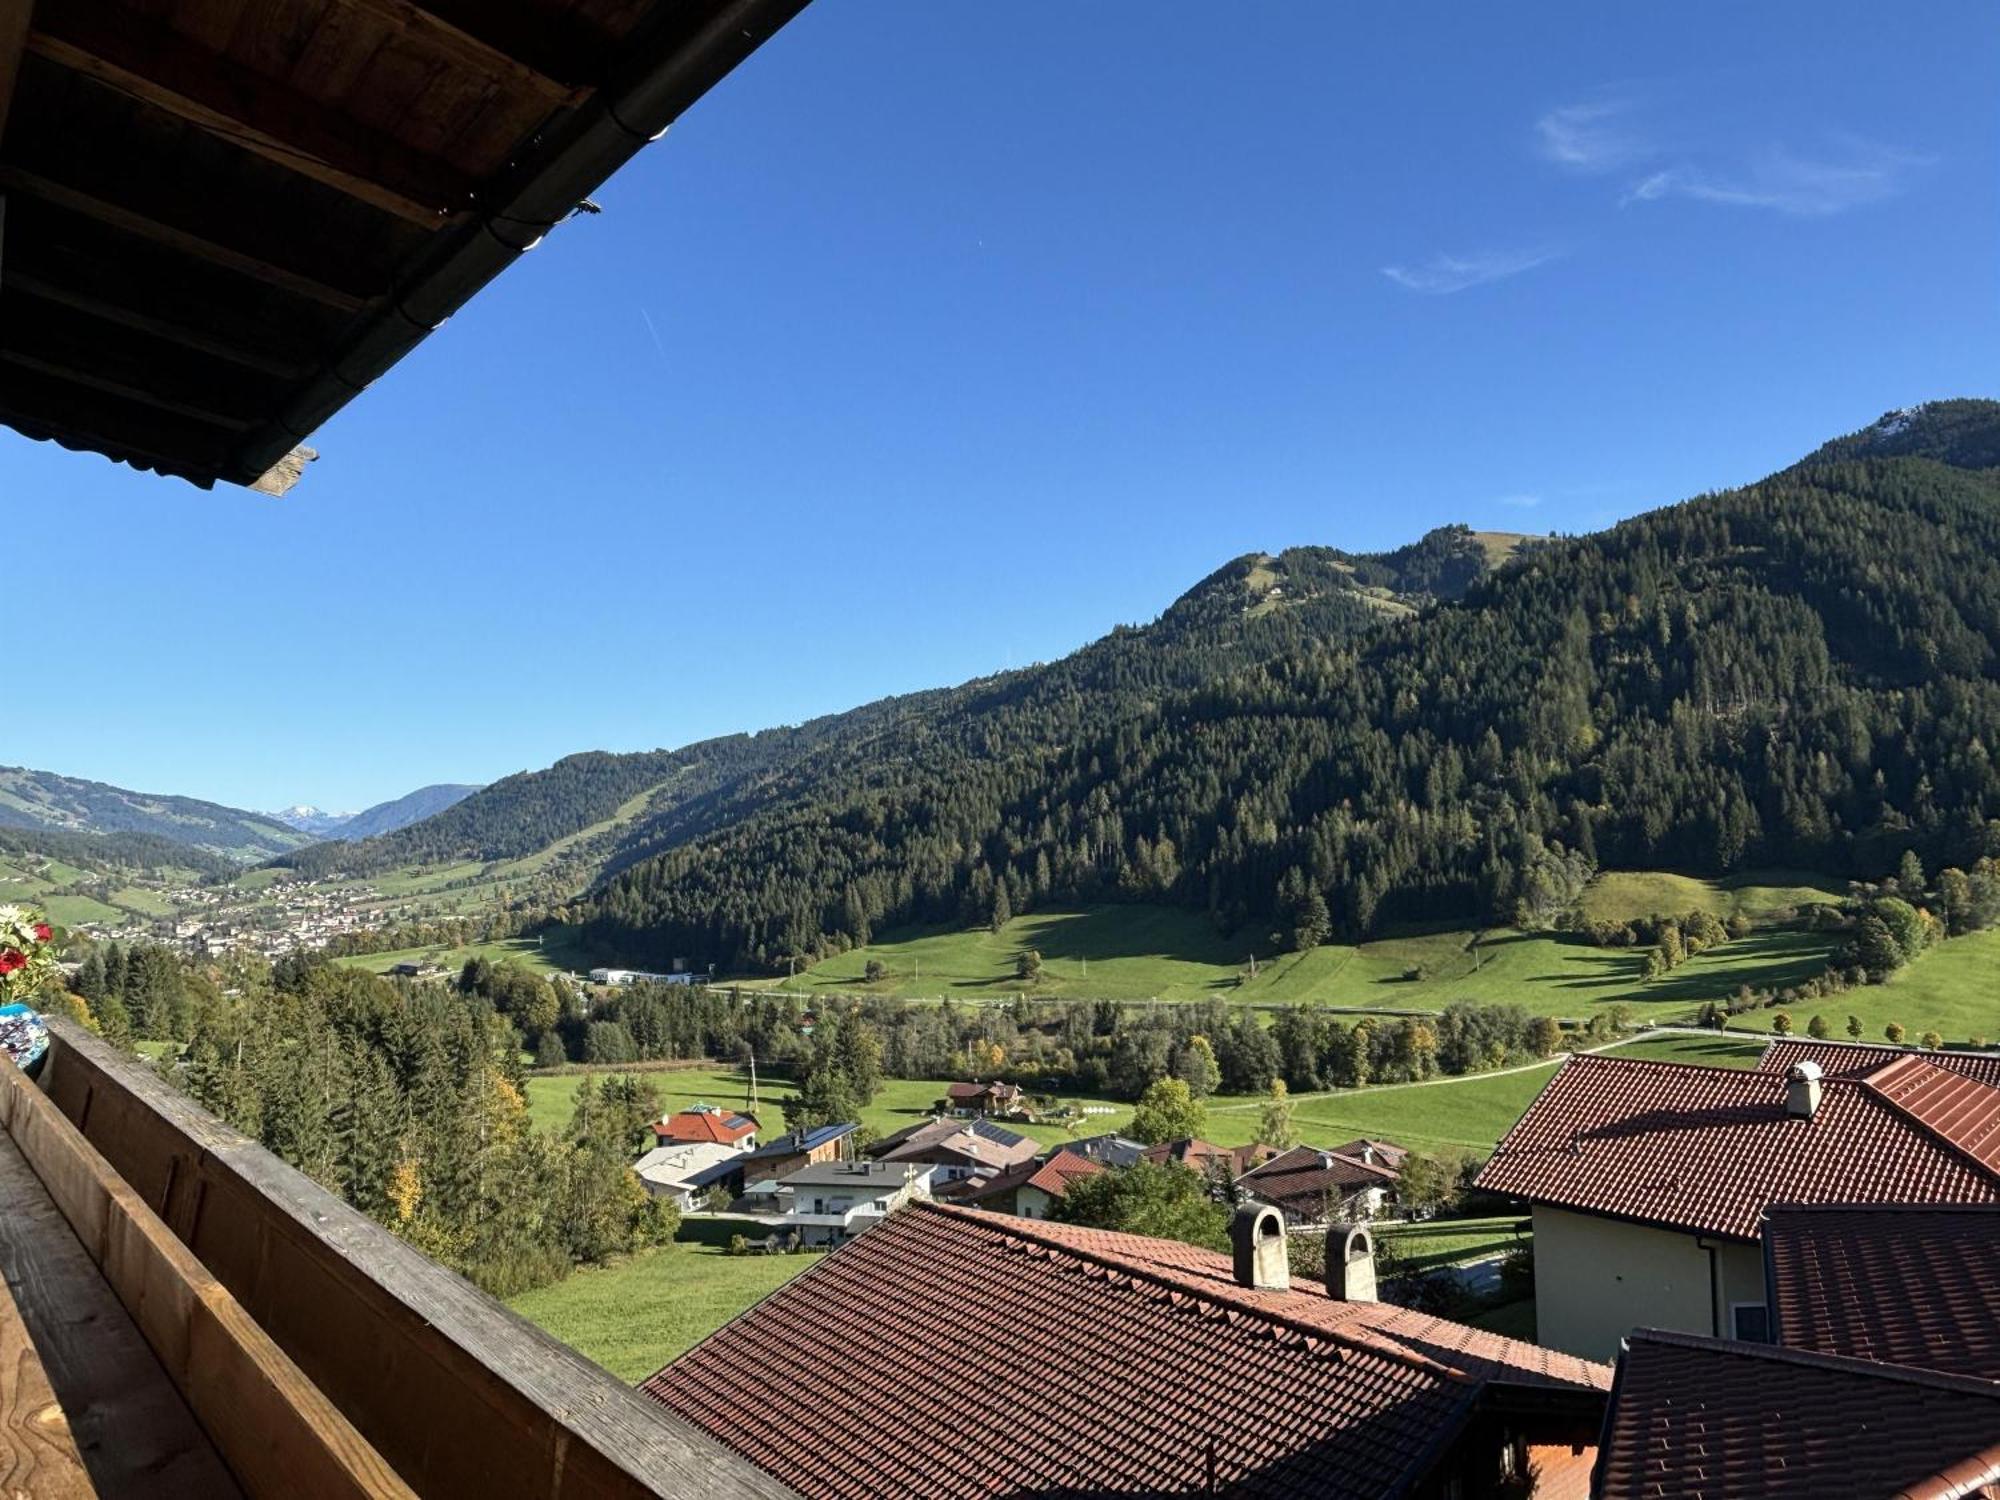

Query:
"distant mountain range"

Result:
[[0, 767, 482, 866], [0, 767, 311, 863], [268, 785, 481, 841]]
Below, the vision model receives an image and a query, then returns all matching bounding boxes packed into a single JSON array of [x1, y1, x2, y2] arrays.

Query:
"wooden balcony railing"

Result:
[[2, 1017, 797, 1499]]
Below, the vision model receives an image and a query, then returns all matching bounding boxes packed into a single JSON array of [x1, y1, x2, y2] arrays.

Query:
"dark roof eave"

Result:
[[221, 0, 812, 487]]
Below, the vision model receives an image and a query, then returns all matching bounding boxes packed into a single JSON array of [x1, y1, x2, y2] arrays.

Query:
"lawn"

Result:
[[1576, 868, 1843, 926], [1375, 1215, 1529, 1273], [766, 896, 1850, 1032], [1719, 925, 2000, 1046], [524, 1066, 1139, 1147], [333, 932, 588, 982], [41, 892, 127, 927], [507, 1218, 822, 1382]]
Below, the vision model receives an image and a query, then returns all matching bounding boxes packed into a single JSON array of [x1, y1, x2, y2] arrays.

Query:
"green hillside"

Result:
[[764, 891, 1842, 1025], [576, 402, 2000, 983]]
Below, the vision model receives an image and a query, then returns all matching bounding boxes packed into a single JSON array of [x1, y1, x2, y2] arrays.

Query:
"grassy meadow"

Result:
[[506, 1218, 825, 1382], [332, 932, 588, 982], [762, 884, 1846, 1026]]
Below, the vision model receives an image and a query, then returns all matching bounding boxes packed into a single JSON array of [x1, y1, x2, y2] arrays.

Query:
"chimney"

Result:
[[1786, 1060, 1824, 1120], [1326, 1223, 1377, 1303], [1230, 1203, 1290, 1291]]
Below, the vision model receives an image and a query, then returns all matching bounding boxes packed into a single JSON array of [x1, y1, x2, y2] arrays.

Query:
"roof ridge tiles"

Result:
[[1625, 1326, 2000, 1398], [925, 1202, 1589, 1389]]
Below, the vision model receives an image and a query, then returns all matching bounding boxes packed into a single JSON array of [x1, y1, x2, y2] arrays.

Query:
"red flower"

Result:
[[32, 924, 50, 943], [0, 950, 23, 974]]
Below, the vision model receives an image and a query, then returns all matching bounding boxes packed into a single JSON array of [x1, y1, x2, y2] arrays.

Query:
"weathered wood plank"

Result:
[[28, 1, 471, 224], [325, 0, 582, 100], [0, 1131, 240, 1499], [0, 1252, 95, 1500], [0, 1051, 413, 1500], [37, 1021, 803, 1500]]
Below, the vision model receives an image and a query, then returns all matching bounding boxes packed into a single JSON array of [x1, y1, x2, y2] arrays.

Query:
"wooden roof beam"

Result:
[[327, 0, 593, 101], [2, 269, 313, 379], [0, 166, 369, 311], [28, 1, 473, 226]]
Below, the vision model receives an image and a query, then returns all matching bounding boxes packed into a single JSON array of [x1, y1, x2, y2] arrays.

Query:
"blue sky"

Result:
[[8, 0, 1992, 812]]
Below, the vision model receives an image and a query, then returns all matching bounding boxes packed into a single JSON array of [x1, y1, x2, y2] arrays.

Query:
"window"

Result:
[[1731, 1302, 1771, 1343]]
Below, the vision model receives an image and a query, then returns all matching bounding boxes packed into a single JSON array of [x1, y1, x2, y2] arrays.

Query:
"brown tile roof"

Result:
[[871, 1116, 1038, 1171], [1764, 1204, 2000, 1381], [1592, 1329, 2000, 1500], [1759, 1038, 2000, 1088], [944, 1080, 1022, 1103], [654, 1107, 759, 1146], [1137, 1137, 1266, 1173], [1239, 1144, 1403, 1218], [642, 1201, 1608, 1499], [1475, 1053, 2000, 1242], [962, 1146, 1104, 1205]]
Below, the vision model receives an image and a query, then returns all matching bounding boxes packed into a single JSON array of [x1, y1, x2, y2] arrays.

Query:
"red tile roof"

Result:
[[1759, 1038, 2000, 1088], [654, 1107, 759, 1146], [642, 1201, 1608, 1499], [1764, 1204, 2000, 1381], [1239, 1144, 1403, 1219], [1593, 1329, 2000, 1500], [1136, 1137, 1266, 1173], [963, 1147, 1103, 1205], [1475, 1053, 2000, 1242], [1868, 1055, 2000, 1172]]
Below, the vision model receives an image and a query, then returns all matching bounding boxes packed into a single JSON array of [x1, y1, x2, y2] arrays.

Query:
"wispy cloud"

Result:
[[1535, 98, 1641, 172], [1621, 139, 1930, 216], [1497, 493, 1544, 510], [1381, 248, 1561, 295]]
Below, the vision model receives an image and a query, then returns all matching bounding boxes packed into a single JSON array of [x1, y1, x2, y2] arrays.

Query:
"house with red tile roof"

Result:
[[1762, 1202, 2000, 1381], [942, 1080, 1023, 1117], [1592, 1329, 2000, 1499], [960, 1146, 1102, 1219], [1137, 1136, 1269, 1176], [1476, 1051, 2000, 1359], [1237, 1140, 1408, 1226], [642, 1200, 1611, 1499], [1759, 1035, 2000, 1088], [651, 1103, 760, 1149]]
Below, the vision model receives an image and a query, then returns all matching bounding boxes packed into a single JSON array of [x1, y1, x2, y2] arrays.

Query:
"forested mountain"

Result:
[[569, 400, 2000, 972], [336, 783, 482, 840], [0, 766, 310, 863], [275, 527, 1519, 883], [0, 824, 241, 881]]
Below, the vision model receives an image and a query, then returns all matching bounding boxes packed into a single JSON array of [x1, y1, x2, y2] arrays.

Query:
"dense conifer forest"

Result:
[[566, 402, 2000, 972]]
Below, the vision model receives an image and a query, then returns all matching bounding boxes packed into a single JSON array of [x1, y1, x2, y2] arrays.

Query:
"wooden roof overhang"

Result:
[[0, 0, 810, 493]]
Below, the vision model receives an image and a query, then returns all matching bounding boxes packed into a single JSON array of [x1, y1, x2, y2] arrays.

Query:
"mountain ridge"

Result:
[[269, 524, 1523, 889], [0, 766, 311, 864]]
